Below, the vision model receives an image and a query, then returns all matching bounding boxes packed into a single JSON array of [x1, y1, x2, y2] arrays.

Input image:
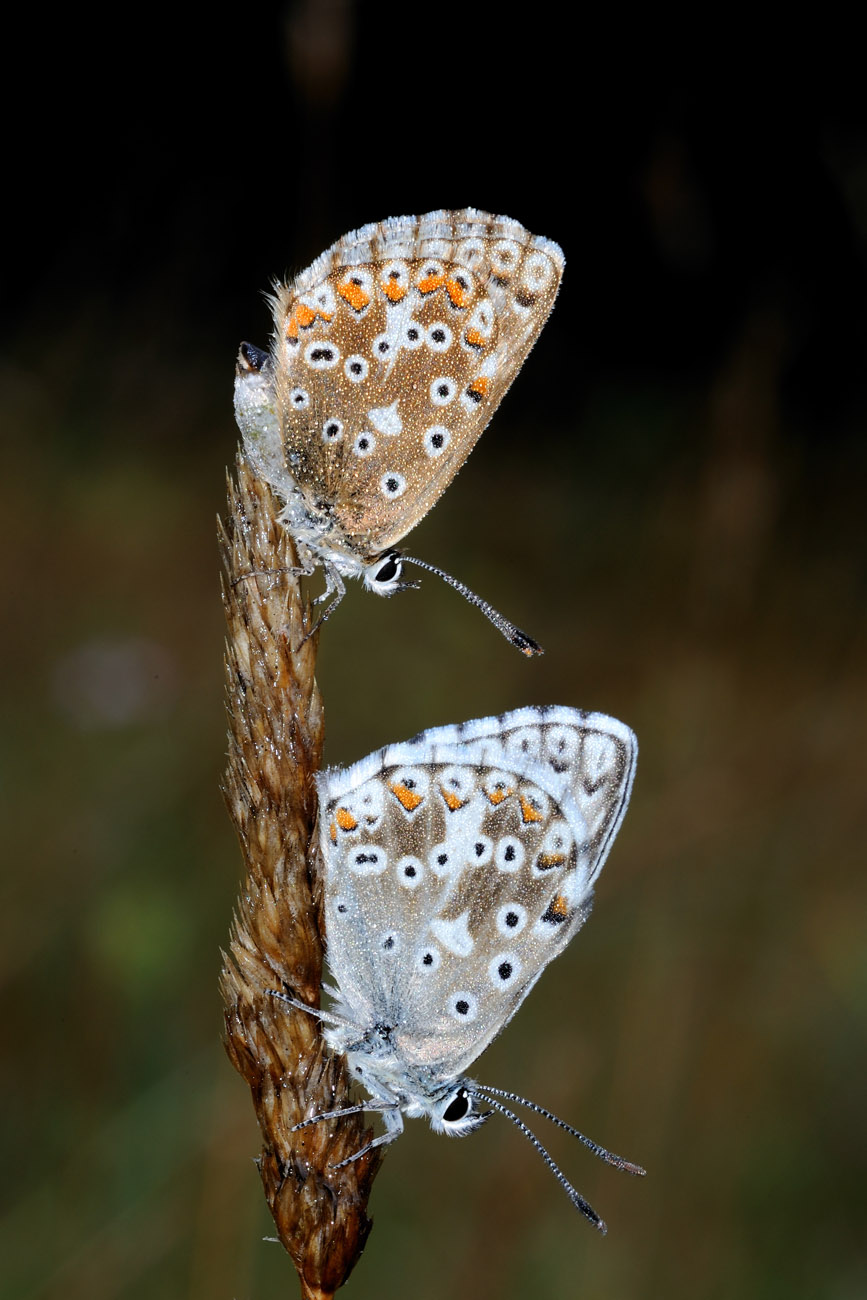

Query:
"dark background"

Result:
[[2, 6, 866, 1298]]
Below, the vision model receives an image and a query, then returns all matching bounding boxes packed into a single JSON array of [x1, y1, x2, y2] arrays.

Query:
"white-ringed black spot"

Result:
[[449, 993, 478, 1021], [348, 846, 387, 875], [380, 471, 407, 499], [495, 903, 527, 935], [416, 946, 441, 974], [322, 418, 344, 443], [426, 322, 453, 352], [304, 341, 340, 369], [488, 952, 521, 988], [495, 837, 524, 872], [353, 431, 375, 458], [344, 355, 369, 382], [430, 377, 456, 406], [424, 425, 450, 458], [396, 854, 424, 888], [289, 386, 310, 408]]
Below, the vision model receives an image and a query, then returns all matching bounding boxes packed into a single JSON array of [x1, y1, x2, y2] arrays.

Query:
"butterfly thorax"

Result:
[[276, 492, 369, 578], [324, 1016, 476, 1127], [326, 1017, 426, 1098]]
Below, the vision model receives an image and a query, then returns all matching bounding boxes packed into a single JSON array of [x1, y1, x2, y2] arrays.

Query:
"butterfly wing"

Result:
[[243, 210, 564, 565], [317, 707, 636, 1084]]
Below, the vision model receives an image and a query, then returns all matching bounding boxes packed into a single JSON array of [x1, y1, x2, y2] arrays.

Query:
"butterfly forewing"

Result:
[[266, 210, 564, 561], [317, 707, 637, 1082]]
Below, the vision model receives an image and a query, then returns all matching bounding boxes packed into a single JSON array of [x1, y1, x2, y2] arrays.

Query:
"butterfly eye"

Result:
[[442, 1090, 470, 1123], [365, 553, 403, 593], [238, 341, 269, 373], [434, 1087, 491, 1136]]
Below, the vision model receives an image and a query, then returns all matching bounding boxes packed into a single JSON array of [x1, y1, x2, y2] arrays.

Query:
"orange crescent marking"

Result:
[[446, 278, 469, 308], [549, 893, 569, 919], [536, 852, 567, 871], [295, 303, 318, 328], [441, 787, 467, 811], [285, 313, 300, 340], [485, 787, 512, 805], [329, 821, 337, 844], [468, 376, 490, 397], [337, 281, 371, 311], [335, 807, 358, 831], [390, 782, 424, 812], [382, 279, 407, 302], [418, 273, 446, 294], [464, 328, 486, 349], [519, 795, 544, 823]]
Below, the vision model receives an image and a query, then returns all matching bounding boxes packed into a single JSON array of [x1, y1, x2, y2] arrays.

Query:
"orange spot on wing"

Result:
[[536, 852, 567, 871], [295, 303, 318, 328], [464, 328, 486, 349], [549, 893, 569, 918], [329, 821, 337, 843], [440, 787, 468, 811], [446, 278, 469, 307], [337, 281, 371, 311], [519, 795, 544, 823], [285, 313, 300, 340], [390, 782, 424, 812], [468, 376, 490, 397], [382, 279, 406, 302], [485, 787, 512, 805], [418, 273, 446, 294], [335, 807, 358, 831]]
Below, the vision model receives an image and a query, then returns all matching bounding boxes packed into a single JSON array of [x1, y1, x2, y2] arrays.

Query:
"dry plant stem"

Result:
[[219, 457, 382, 1299]]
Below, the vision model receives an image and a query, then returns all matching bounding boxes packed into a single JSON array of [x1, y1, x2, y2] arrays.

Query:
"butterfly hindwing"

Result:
[[317, 707, 637, 1081], [253, 210, 564, 563]]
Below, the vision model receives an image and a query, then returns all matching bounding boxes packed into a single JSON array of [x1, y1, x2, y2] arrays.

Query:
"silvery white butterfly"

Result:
[[233, 209, 564, 655], [284, 706, 643, 1232]]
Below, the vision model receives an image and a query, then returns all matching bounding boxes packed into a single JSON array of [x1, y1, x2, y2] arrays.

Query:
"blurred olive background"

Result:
[[2, 7, 866, 1298]]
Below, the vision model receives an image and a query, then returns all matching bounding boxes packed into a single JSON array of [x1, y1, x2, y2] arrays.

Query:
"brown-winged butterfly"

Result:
[[234, 209, 564, 654]]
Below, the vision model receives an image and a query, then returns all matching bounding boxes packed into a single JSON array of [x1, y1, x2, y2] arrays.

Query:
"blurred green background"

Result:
[[2, 7, 866, 1298]]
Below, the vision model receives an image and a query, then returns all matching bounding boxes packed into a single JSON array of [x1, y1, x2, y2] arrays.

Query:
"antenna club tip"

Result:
[[596, 1218, 608, 1236], [513, 635, 545, 656]]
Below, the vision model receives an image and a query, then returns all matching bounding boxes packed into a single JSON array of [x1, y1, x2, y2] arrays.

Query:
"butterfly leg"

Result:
[[299, 563, 346, 643], [291, 1101, 404, 1167], [328, 1107, 405, 1169]]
